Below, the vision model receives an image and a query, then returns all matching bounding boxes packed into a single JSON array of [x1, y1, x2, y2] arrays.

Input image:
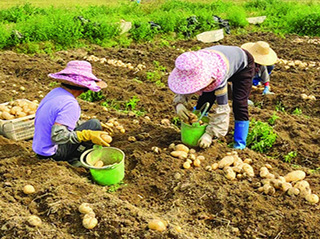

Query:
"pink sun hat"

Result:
[[48, 60, 107, 92], [168, 50, 227, 94]]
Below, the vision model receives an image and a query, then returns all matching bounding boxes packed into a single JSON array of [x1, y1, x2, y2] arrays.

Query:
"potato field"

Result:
[[0, 27, 320, 239]]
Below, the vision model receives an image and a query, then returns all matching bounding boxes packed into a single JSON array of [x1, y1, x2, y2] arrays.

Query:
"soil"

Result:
[[0, 32, 320, 239]]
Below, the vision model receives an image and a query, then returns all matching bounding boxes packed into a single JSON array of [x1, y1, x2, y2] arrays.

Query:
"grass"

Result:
[[0, 0, 319, 53]]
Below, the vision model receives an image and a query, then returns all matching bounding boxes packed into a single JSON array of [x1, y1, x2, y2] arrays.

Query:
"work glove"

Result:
[[198, 133, 213, 149], [262, 86, 274, 95], [76, 130, 110, 147], [176, 103, 190, 121]]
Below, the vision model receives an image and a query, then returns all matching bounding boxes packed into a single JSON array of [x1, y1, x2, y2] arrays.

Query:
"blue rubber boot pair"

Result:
[[233, 121, 249, 150]]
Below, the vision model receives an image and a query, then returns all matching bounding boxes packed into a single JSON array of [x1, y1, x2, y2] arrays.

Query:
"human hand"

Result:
[[198, 133, 213, 148], [262, 86, 274, 95], [176, 104, 190, 121]]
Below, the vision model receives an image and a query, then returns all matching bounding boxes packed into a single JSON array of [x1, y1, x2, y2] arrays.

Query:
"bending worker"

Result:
[[241, 41, 277, 95], [32, 60, 110, 165], [168, 45, 255, 149]]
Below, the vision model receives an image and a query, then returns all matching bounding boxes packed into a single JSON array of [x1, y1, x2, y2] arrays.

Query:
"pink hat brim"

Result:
[[49, 74, 102, 92]]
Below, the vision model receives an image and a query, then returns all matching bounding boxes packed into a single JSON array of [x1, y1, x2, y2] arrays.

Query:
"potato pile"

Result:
[[78, 203, 98, 229], [184, 112, 205, 125], [257, 168, 319, 204], [169, 143, 205, 169], [277, 58, 320, 70], [0, 99, 38, 120], [206, 151, 254, 180], [85, 54, 146, 72], [300, 93, 316, 101], [101, 118, 126, 135]]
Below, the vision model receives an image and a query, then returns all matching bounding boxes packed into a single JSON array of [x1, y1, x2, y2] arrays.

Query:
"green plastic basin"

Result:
[[80, 147, 125, 186]]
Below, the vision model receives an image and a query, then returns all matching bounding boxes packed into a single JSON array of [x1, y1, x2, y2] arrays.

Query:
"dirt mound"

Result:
[[0, 32, 320, 238]]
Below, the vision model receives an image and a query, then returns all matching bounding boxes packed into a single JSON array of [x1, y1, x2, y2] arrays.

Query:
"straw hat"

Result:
[[48, 60, 107, 92], [168, 50, 227, 94], [241, 41, 277, 66]]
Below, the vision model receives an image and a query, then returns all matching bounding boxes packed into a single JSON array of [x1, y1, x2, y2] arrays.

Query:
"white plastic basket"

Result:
[[0, 100, 36, 141], [196, 29, 224, 43], [246, 16, 267, 24]]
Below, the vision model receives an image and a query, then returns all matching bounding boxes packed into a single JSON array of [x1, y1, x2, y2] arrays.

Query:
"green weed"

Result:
[[146, 60, 167, 88], [275, 101, 286, 113], [292, 108, 302, 115], [101, 96, 145, 116], [268, 111, 279, 125], [106, 182, 127, 193], [283, 151, 297, 163], [171, 116, 181, 126], [246, 118, 277, 153], [79, 90, 105, 102]]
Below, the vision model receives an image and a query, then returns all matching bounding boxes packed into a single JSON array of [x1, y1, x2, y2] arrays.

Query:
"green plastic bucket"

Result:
[[181, 117, 209, 147], [180, 102, 210, 147], [80, 147, 125, 186]]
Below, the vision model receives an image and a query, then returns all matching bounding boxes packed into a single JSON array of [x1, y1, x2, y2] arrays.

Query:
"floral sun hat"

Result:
[[48, 60, 107, 92], [241, 41, 277, 66], [168, 50, 227, 94]]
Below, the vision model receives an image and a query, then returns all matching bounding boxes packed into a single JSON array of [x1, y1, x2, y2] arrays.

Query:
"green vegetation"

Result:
[[292, 107, 302, 115], [246, 118, 277, 153], [268, 111, 279, 125], [0, 0, 318, 53], [283, 151, 297, 163], [101, 96, 145, 116], [79, 90, 105, 102], [146, 60, 167, 88]]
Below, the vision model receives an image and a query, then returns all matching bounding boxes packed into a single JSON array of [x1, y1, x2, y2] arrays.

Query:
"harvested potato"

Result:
[[23, 185, 35, 194], [197, 155, 205, 161], [218, 155, 234, 169], [10, 106, 22, 115], [189, 154, 196, 160], [259, 167, 269, 178], [281, 182, 292, 192], [128, 136, 136, 142], [287, 187, 300, 196], [101, 134, 112, 144], [94, 160, 104, 168], [284, 170, 306, 182], [305, 194, 319, 204], [2, 111, 14, 120], [83, 214, 98, 229], [28, 215, 42, 227], [242, 163, 254, 177], [16, 111, 27, 118], [183, 161, 191, 169], [225, 167, 236, 180], [193, 159, 201, 167], [294, 180, 310, 192], [151, 146, 161, 154], [171, 151, 188, 159], [174, 144, 189, 153], [148, 219, 167, 232], [79, 203, 93, 214], [243, 158, 252, 164], [211, 163, 218, 170]]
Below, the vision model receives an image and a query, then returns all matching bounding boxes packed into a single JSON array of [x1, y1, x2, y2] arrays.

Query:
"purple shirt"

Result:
[[32, 87, 81, 156]]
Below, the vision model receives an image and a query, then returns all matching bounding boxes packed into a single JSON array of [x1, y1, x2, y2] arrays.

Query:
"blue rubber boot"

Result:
[[233, 121, 249, 149]]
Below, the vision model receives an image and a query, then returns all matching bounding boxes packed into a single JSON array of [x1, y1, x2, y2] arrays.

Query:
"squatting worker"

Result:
[[168, 45, 255, 149], [32, 60, 109, 165], [241, 41, 278, 95]]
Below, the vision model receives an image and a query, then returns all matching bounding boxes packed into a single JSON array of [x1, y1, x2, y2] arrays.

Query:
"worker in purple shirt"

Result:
[[32, 60, 110, 165]]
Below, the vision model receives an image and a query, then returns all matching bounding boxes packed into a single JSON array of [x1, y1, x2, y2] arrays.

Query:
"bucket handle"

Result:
[[197, 102, 210, 123]]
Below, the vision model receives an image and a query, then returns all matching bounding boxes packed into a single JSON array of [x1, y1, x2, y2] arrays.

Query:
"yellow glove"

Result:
[[76, 130, 111, 147]]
